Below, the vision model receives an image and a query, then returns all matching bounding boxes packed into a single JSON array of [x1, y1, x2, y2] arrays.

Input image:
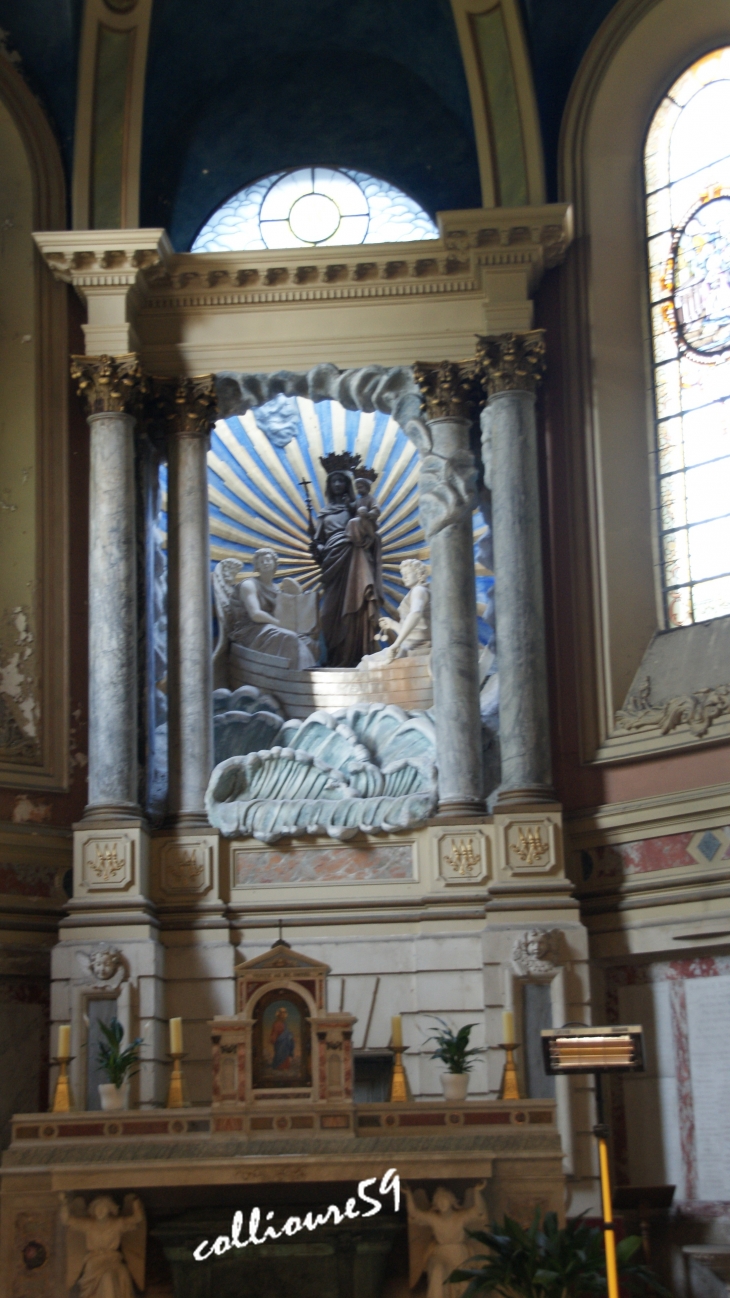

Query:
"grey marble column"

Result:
[[165, 379, 216, 824], [72, 357, 143, 819], [478, 332, 553, 805], [411, 364, 484, 816]]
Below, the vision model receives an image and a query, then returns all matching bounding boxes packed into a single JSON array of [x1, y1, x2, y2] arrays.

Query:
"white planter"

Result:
[[98, 1082, 128, 1112], [440, 1072, 469, 1102]]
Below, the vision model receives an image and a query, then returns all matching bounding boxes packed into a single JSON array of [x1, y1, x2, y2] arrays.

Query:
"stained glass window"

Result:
[[192, 167, 438, 252], [645, 49, 730, 626]]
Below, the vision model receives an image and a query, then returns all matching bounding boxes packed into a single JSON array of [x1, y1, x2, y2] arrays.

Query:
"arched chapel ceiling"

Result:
[[0, 0, 618, 241]]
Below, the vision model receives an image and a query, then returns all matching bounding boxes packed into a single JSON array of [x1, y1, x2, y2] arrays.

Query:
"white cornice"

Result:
[[140, 204, 572, 310], [32, 228, 173, 290]]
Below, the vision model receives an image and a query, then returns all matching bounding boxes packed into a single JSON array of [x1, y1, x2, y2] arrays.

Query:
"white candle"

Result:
[[502, 1010, 514, 1044], [391, 1015, 403, 1049], [57, 1024, 71, 1059], [169, 1017, 183, 1055]]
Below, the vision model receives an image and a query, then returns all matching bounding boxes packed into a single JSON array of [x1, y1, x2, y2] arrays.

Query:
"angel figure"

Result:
[[60, 1193, 145, 1297], [359, 558, 431, 669], [404, 1181, 488, 1298], [212, 553, 317, 687]]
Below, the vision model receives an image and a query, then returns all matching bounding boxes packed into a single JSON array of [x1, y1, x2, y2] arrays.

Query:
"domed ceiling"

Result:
[[0, 0, 618, 243]]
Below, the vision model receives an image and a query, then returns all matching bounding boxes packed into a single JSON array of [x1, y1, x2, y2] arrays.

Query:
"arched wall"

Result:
[[556, 0, 730, 772], [0, 53, 73, 1145], [0, 52, 70, 793]]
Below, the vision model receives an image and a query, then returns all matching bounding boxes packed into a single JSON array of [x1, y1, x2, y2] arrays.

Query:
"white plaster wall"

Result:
[[619, 980, 685, 1195]]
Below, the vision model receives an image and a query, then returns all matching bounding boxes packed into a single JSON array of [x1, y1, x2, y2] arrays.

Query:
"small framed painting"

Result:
[[252, 988, 311, 1090]]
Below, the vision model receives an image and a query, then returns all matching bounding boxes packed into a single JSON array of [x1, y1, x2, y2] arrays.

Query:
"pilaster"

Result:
[[32, 228, 171, 354]]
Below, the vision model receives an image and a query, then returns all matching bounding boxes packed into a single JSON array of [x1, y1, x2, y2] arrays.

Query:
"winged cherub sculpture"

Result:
[[403, 1181, 488, 1298], [60, 1192, 145, 1297]]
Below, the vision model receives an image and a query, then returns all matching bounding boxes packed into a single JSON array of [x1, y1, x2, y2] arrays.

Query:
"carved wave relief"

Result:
[[206, 697, 437, 842]]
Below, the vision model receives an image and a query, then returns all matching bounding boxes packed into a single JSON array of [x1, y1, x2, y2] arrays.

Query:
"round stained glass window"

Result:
[[192, 166, 439, 252], [259, 168, 369, 248], [672, 195, 730, 355]]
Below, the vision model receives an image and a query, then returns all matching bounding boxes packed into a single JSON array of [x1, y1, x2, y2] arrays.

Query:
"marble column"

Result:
[[477, 332, 554, 805], [71, 355, 143, 819], [412, 363, 484, 816], [164, 378, 216, 824]]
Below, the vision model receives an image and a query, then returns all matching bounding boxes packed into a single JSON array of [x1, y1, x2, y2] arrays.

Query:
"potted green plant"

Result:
[[451, 1208, 670, 1298], [96, 1017, 142, 1112], [425, 1016, 483, 1101]]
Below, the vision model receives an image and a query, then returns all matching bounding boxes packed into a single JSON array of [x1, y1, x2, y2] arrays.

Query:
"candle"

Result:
[[169, 1017, 183, 1055], [502, 1010, 514, 1044], [391, 1015, 403, 1049], [57, 1024, 71, 1059]]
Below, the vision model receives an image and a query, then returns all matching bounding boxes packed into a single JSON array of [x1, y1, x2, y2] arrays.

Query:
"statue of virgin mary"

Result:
[[310, 453, 383, 668]]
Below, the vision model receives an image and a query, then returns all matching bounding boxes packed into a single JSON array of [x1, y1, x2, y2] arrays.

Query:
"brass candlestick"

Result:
[[499, 1042, 521, 1100], [51, 1057, 74, 1113], [389, 1047, 410, 1103], [166, 1052, 188, 1108]]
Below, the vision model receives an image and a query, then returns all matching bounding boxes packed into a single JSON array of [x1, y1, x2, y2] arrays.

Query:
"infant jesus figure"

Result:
[[353, 473, 381, 540], [359, 558, 431, 669]]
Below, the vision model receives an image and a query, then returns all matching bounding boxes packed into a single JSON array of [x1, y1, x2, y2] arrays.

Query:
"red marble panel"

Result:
[[214, 1115, 244, 1132], [233, 844, 414, 886]]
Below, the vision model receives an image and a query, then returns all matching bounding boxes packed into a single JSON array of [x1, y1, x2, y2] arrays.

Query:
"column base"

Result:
[[434, 798, 487, 821], [164, 811, 212, 830], [492, 785, 557, 810], [80, 801, 145, 824]]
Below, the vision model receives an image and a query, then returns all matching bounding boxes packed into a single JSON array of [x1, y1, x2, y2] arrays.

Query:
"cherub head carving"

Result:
[[525, 930, 551, 960], [78, 945, 123, 984], [511, 928, 560, 977]]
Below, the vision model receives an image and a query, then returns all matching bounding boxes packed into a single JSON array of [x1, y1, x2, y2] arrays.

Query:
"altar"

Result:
[[0, 1097, 563, 1298]]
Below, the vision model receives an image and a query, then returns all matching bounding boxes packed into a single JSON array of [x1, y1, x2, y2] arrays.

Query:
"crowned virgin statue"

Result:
[[310, 453, 384, 667]]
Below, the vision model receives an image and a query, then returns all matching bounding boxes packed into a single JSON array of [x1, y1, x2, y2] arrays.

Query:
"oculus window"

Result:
[[192, 167, 438, 252], [645, 48, 730, 626]]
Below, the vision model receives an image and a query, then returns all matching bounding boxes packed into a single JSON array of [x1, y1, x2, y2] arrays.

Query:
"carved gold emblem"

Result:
[[167, 850, 204, 889], [510, 827, 550, 867], [87, 844, 125, 882], [443, 837, 480, 877]]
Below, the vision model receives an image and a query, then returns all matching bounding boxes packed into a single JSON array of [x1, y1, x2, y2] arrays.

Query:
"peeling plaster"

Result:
[[11, 794, 50, 824], [0, 605, 39, 760]]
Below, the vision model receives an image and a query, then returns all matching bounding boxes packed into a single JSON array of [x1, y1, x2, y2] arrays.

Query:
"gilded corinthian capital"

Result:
[[413, 360, 480, 420], [475, 330, 546, 396], [70, 354, 144, 414], [150, 375, 217, 436]]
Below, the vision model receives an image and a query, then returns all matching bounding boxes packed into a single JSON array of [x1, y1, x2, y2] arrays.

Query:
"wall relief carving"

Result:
[[615, 675, 730, 739], [76, 945, 126, 988], [511, 929, 561, 978]]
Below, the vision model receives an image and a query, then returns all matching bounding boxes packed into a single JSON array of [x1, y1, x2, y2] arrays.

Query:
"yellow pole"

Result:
[[595, 1087, 620, 1298]]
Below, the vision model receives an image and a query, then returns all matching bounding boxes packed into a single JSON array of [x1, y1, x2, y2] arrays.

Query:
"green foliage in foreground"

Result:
[[96, 1017, 142, 1088], [451, 1209, 671, 1298]]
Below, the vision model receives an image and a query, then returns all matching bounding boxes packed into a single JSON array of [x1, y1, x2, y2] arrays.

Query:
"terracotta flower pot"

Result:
[[440, 1072, 469, 1102], [98, 1082, 128, 1111]]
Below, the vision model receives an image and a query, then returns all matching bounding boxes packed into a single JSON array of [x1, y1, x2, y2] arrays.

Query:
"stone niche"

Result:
[[210, 941, 356, 1111]]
